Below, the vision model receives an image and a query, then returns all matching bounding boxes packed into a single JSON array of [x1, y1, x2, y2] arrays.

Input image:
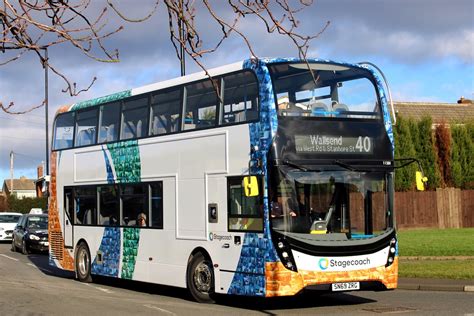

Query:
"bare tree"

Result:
[[1, 0, 329, 114]]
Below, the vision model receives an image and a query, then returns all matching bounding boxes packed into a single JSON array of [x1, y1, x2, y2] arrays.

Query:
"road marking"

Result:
[[81, 283, 114, 294], [143, 304, 176, 315], [0, 254, 19, 261]]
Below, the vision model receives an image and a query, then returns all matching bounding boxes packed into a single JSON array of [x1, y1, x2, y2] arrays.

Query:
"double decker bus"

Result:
[[49, 57, 400, 302]]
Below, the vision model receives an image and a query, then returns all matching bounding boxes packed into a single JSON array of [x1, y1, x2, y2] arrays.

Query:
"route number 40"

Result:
[[355, 136, 371, 153]]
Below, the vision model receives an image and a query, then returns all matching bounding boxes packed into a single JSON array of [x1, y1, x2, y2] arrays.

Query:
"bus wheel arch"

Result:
[[186, 248, 216, 303], [75, 240, 93, 283]]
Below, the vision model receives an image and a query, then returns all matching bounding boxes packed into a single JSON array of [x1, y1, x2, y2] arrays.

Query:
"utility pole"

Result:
[[9, 151, 14, 195], [178, 0, 185, 76], [42, 47, 49, 199]]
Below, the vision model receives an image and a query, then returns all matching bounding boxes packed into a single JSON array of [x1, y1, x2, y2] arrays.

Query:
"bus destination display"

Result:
[[295, 135, 374, 154]]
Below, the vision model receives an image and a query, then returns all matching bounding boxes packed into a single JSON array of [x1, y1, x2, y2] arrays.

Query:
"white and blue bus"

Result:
[[49, 57, 400, 302]]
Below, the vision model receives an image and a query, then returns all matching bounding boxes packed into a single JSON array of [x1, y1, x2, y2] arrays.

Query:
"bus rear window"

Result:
[[54, 112, 75, 150]]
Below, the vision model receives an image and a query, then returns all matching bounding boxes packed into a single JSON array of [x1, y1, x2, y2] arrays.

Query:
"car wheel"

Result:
[[11, 238, 17, 252], [75, 242, 93, 283], [187, 253, 216, 303], [21, 239, 30, 255]]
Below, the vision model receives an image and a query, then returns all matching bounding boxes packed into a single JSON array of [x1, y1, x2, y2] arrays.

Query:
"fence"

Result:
[[395, 189, 474, 229]]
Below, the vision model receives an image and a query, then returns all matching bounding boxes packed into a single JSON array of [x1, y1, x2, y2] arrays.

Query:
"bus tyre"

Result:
[[75, 242, 93, 283], [187, 253, 215, 303]]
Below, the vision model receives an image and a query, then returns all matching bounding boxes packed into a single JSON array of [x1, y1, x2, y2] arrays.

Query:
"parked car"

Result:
[[11, 214, 48, 254], [0, 212, 22, 241]]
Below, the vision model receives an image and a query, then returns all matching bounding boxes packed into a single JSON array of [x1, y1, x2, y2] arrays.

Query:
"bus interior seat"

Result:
[[99, 126, 107, 142], [152, 116, 167, 135], [55, 139, 71, 149], [82, 209, 92, 225], [310, 102, 328, 116], [106, 124, 115, 141], [332, 103, 349, 117], [122, 121, 136, 139], [76, 130, 92, 146], [136, 120, 143, 137], [234, 111, 246, 122]]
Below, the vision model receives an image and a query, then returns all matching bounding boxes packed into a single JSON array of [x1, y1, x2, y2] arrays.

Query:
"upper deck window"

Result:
[[75, 108, 98, 147], [183, 80, 218, 130], [269, 63, 381, 120], [222, 71, 259, 125], [150, 88, 182, 136], [98, 102, 120, 143], [121, 97, 149, 140], [54, 112, 75, 150]]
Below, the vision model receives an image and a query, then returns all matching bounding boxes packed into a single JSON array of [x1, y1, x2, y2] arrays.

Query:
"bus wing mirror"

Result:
[[415, 171, 428, 191], [243, 176, 259, 197]]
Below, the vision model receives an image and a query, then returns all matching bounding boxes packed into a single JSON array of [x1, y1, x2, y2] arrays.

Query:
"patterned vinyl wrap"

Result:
[[265, 258, 398, 297], [71, 90, 131, 111], [49, 105, 75, 271], [228, 58, 397, 297], [91, 227, 121, 277]]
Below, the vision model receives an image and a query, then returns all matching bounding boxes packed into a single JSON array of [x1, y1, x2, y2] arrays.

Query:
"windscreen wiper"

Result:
[[333, 159, 357, 171], [281, 160, 321, 172]]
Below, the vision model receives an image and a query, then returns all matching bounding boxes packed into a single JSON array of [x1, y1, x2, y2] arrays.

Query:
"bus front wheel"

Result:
[[187, 253, 216, 303], [75, 242, 93, 283]]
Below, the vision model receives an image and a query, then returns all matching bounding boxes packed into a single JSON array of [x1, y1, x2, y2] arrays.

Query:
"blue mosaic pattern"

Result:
[[71, 90, 131, 111], [106, 140, 141, 183], [227, 233, 267, 296], [101, 146, 115, 184], [226, 59, 282, 296], [121, 228, 140, 279], [91, 227, 121, 277], [373, 75, 395, 154]]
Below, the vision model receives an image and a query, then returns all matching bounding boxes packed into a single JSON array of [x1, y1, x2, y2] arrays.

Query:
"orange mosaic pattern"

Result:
[[48, 106, 75, 271], [265, 257, 398, 297]]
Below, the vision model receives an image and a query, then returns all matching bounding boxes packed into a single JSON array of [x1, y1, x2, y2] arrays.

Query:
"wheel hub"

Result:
[[78, 248, 89, 276], [194, 261, 212, 293]]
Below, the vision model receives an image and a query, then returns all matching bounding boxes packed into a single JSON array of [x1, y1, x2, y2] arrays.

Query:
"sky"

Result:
[[0, 0, 473, 186]]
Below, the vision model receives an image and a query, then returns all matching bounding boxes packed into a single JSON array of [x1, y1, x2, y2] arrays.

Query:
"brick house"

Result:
[[2, 176, 36, 199]]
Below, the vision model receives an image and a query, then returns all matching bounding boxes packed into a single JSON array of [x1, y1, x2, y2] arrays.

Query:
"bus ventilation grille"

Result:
[[50, 232, 64, 261]]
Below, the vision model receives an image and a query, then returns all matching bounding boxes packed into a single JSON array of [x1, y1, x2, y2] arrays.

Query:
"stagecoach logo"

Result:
[[319, 258, 329, 270], [209, 232, 232, 242]]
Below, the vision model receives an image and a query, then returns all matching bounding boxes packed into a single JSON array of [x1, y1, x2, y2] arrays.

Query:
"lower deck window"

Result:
[[227, 176, 263, 232], [65, 181, 163, 228]]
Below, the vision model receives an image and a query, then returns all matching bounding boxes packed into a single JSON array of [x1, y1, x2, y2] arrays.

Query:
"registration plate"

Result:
[[331, 282, 360, 292]]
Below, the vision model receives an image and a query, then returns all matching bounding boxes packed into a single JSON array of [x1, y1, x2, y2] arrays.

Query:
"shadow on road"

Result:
[[23, 251, 75, 279], [19, 247, 376, 311]]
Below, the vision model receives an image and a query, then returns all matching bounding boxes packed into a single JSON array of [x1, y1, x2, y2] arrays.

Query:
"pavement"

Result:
[[398, 277, 474, 292]]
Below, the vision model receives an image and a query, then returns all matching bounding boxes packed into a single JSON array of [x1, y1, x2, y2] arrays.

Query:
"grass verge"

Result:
[[397, 228, 474, 279], [398, 259, 474, 280], [397, 228, 474, 257]]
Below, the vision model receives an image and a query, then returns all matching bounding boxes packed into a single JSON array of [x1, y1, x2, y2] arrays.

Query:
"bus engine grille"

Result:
[[50, 232, 64, 261]]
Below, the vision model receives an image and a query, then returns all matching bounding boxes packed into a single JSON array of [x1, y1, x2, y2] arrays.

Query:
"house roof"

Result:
[[3, 177, 36, 191], [394, 101, 474, 124]]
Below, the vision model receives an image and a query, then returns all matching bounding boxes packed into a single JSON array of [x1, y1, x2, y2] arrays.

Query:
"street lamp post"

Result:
[[42, 47, 49, 199]]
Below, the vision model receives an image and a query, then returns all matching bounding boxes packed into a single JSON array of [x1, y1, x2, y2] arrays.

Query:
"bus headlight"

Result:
[[386, 238, 397, 267], [274, 238, 297, 272]]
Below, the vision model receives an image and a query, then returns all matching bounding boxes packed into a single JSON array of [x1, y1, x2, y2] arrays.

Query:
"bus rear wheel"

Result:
[[187, 253, 215, 303], [75, 242, 93, 283]]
